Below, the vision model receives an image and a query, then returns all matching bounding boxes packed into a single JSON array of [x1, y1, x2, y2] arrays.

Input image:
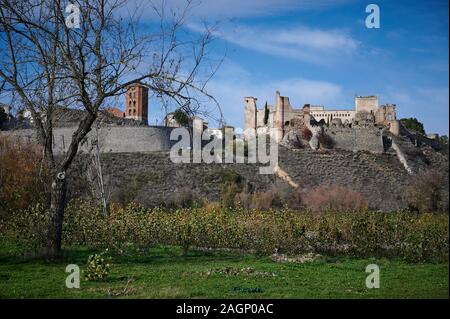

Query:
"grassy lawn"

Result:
[[0, 238, 448, 299]]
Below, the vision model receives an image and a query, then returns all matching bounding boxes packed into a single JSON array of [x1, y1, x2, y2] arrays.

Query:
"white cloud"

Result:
[[274, 28, 358, 51], [130, 0, 354, 20], [188, 23, 360, 64], [117, 1, 359, 65]]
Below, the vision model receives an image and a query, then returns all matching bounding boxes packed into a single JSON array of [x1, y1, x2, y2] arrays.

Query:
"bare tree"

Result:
[[86, 122, 110, 217], [0, 0, 222, 258]]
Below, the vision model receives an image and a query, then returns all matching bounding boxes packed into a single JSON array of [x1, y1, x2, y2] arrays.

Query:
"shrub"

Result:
[[3, 202, 448, 262], [202, 200, 221, 213], [172, 108, 190, 127], [287, 133, 305, 149], [0, 136, 50, 216], [165, 188, 203, 209], [317, 133, 334, 149], [0, 202, 50, 253], [300, 127, 312, 141], [234, 191, 252, 209], [438, 135, 448, 150], [302, 184, 368, 213], [113, 174, 147, 206], [249, 191, 283, 211], [220, 182, 241, 209], [405, 169, 445, 213], [283, 188, 304, 210], [85, 249, 111, 281], [400, 118, 425, 135], [219, 171, 245, 209]]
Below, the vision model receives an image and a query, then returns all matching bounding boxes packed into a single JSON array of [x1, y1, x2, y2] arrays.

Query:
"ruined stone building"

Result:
[[244, 91, 400, 144]]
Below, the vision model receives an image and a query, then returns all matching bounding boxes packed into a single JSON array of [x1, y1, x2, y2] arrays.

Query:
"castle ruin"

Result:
[[0, 85, 447, 211], [244, 91, 400, 153]]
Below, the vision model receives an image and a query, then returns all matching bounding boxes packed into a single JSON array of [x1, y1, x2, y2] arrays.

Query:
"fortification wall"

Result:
[[4, 125, 447, 212], [0, 126, 178, 154], [325, 126, 384, 153]]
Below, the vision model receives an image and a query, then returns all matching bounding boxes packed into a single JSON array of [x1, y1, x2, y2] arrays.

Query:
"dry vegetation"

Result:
[[405, 169, 446, 213], [302, 184, 368, 213], [220, 180, 368, 214], [0, 136, 49, 216]]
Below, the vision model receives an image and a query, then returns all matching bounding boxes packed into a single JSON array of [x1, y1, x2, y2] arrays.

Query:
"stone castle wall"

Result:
[[0, 126, 178, 154], [325, 126, 385, 153]]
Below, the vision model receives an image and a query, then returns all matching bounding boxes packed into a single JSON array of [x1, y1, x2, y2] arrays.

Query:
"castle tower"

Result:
[[355, 95, 378, 114], [244, 96, 257, 139], [273, 91, 284, 142], [125, 83, 149, 123], [272, 91, 294, 142]]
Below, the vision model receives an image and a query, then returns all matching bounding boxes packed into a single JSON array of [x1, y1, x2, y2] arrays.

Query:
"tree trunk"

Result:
[[47, 174, 67, 259]]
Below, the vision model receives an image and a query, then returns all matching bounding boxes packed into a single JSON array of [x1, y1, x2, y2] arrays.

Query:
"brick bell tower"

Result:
[[125, 83, 149, 124]]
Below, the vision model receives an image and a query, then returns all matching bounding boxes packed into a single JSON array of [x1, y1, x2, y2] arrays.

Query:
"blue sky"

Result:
[[1, 0, 446, 135], [145, 0, 449, 135]]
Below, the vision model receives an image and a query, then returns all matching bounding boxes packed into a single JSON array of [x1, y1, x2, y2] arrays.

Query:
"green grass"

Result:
[[0, 238, 448, 299]]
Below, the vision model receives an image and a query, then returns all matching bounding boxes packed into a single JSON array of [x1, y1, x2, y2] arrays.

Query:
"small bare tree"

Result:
[[86, 122, 110, 216], [0, 0, 222, 258]]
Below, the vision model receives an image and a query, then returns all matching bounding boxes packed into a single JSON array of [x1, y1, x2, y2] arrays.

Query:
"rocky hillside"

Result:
[[67, 137, 449, 211]]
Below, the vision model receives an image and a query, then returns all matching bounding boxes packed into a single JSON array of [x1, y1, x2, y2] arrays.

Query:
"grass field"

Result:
[[0, 238, 448, 299]]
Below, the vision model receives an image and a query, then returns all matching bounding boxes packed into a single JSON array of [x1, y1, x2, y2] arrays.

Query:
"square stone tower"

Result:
[[355, 95, 378, 114], [125, 83, 149, 123]]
